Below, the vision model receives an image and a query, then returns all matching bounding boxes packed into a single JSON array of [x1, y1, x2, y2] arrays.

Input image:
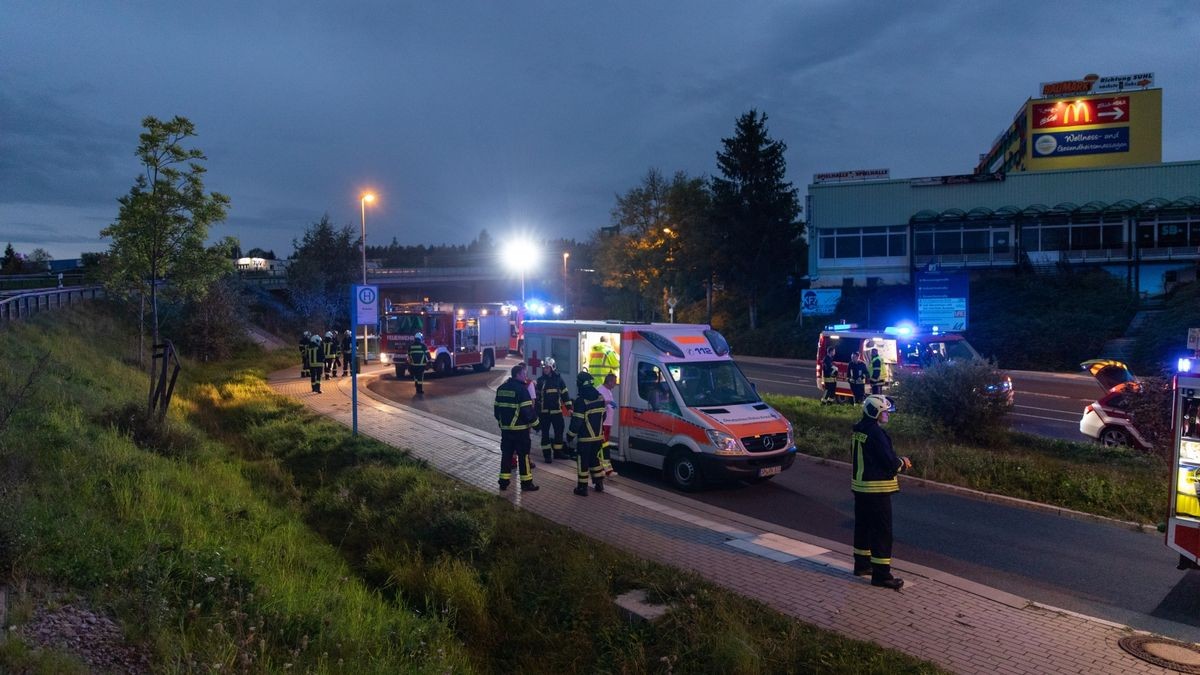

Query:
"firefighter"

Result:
[[535, 357, 572, 462], [494, 362, 540, 492], [306, 334, 323, 393], [869, 348, 885, 395], [821, 346, 839, 405], [851, 394, 911, 590], [408, 332, 430, 396], [567, 371, 606, 496], [323, 331, 338, 377], [340, 329, 354, 377], [587, 335, 619, 379], [299, 331, 311, 378], [847, 351, 869, 404]]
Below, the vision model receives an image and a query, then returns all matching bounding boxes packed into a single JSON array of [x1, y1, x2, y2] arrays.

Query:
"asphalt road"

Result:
[[366, 356, 1200, 643]]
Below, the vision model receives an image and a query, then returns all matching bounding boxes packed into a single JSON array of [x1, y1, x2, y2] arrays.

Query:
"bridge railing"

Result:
[[0, 286, 105, 322]]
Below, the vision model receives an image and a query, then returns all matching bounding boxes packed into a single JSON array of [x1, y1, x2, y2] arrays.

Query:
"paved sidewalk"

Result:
[[270, 366, 1173, 674]]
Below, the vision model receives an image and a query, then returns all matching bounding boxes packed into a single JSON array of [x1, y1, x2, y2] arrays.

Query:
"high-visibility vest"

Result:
[[870, 356, 884, 382], [588, 344, 618, 377], [408, 342, 429, 367]]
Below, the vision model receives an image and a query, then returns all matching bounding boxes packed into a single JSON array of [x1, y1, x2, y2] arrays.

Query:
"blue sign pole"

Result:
[[351, 286, 359, 437]]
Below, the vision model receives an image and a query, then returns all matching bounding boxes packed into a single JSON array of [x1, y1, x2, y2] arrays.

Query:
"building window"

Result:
[[962, 230, 988, 254], [818, 225, 908, 260], [1041, 227, 1068, 251], [1072, 226, 1101, 250], [889, 231, 907, 256], [835, 236, 861, 258], [1159, 221, 1188, 247], [1103, 224, 1124, 249], [992, 231, 1011, 254]]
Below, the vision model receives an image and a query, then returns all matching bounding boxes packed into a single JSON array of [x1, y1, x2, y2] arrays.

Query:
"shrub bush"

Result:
[[891, 359, 1011, 443], [1124, 376, 1173, 459]]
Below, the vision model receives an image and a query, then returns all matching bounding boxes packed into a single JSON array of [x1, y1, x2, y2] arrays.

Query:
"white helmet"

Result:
[[414, 332, 424, 342], [303, 331, 311, 338], [311, 334, 322, 345], [863, 395, 895, 419], [325, 331, 334, 339], [543, 357, 556, 370], [344, 329, 352, 336]]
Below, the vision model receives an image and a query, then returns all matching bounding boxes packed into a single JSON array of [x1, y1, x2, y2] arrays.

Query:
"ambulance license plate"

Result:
[[758, 466, 781, 478]]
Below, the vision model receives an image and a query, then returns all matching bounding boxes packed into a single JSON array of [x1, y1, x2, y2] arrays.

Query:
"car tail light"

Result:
[[1084, 404, 1094, 414]]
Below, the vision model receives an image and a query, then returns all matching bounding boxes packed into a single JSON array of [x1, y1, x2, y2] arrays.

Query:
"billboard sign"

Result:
[[813, 168, 890, 184], [1038, 72, 1154, 98], [915, 272, 968, 331], [1032, 127, 1129, 158], [801, 289, 841, 316], [1032, 96, 1128, 130]]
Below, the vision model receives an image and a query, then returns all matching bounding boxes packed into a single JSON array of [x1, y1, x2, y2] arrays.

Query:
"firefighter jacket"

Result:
[[588, 343, 619, 377], [408, 341, 430, 368], [323, 338, 337, 360], [869, 355, 884, 382], [341, 334, 353, 355], [535, 372, 572, 415], [494, 377, 539, 431], [850, 417, 903, 494], [848, 360, 869, 385], [568, 385, 606, 443], [822, 355, 838, 383], [305, 342, 322, 367]]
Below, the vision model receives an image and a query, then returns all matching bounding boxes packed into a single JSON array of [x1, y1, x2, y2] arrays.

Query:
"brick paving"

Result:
[[270, 366, 1177, 674]]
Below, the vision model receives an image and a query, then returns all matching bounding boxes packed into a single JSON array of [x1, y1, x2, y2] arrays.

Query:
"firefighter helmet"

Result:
[[344, 329, 352, 336], [310, 334, 322, 345], [303, 331, 311, 338], [325, 331, 334, 339], [414, 332, 424, 342], [863, 394, 895, 419], [576, 371, 594, 388], [543, 357, 556, 370]]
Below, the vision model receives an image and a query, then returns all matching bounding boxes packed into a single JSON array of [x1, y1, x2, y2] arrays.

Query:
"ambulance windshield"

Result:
[[666, 361, 759, 407]]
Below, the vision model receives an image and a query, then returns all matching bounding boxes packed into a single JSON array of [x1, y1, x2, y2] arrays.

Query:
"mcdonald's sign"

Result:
[[1032, 96, 1128, 130]]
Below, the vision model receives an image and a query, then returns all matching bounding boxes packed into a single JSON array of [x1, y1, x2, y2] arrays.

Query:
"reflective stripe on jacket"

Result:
[[588, 345, 619, 377], [851, 417, 902, 494], [535, 372, 571, 414], [870, 356, 884, 382], [494, 378, 538, 431], [408, 342, 429, 367], [568, 386, 606, 443]]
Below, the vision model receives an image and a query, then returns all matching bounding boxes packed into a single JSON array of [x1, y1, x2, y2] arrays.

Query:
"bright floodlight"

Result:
[[502, 239, 540, 271]]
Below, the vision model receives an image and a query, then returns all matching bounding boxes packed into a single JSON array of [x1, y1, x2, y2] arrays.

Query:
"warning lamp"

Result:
[[1179, 358, 1194, 374]]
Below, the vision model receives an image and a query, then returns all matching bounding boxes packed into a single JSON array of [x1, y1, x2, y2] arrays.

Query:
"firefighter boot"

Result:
[[573, 484, 588, 497], [853, 554, 872, 577], [544, 450, 553, 464], [592, 477, 604, 493], [520, 481, 539, 492], [871, 565, 904, 590], [498, 478, 510, 491]]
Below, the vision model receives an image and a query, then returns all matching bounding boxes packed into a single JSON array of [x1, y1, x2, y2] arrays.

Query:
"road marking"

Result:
[[1010, 411, 1079, 424], [1014, 403, 1082, 415]]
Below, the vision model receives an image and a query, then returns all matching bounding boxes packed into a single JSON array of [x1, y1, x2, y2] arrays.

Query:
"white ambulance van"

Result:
[[522, 320, 797, 491]]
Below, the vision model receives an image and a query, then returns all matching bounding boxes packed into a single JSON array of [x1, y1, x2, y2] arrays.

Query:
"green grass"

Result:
[[0, 303, 943, 674], [765, 393, 1169, 525]]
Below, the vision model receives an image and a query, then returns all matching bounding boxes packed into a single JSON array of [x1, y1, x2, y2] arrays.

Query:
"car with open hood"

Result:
[[1079, 359, 1150, 450]]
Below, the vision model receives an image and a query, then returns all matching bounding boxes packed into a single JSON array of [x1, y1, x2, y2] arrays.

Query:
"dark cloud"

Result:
[[1, 1, 1197, 259]]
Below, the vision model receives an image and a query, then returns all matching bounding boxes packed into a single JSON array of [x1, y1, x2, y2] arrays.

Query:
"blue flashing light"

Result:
[[932, 325, 940, 335], [1179, 358, 1194, 373], [883, 323, 915, 337]]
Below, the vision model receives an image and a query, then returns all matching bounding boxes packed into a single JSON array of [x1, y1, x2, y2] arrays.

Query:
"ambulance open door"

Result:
[[1167, 374, 1200, 565]]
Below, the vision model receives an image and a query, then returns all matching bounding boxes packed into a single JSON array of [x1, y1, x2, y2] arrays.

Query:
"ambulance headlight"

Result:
[[786, 421, 795, 449], [706, 430, 744, 455], [380, 352, 391, 364]]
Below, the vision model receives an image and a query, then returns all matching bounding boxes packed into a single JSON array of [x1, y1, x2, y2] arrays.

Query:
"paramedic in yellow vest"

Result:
[[588, 335, 619, 379]]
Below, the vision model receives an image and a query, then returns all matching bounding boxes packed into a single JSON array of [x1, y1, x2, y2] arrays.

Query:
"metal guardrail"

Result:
[[0, 286, 105, 322]]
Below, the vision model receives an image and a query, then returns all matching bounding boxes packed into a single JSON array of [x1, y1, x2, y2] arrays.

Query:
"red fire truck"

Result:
[[380, 303, 510, 379], [1165, 357, 1200, 570]]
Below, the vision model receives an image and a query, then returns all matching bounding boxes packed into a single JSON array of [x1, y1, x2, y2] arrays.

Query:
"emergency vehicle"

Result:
[[380, 303, 509, 379], [522, 320, 797, 491], [816, 323, 1013, 405], [1165, 358, 1200, 570]]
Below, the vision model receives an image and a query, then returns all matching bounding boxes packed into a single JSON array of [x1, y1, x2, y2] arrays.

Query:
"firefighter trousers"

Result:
[[853, 491, 895, 579], [309, 363, 323, 392], [822, 381, 838, 403], [410, 365, 426, 394], [539, 413, 565, 459], [850, 383, 866, 404], [575, 439, 604, 486], [499, 429, 533, 486], [870, 381, 884, 395]]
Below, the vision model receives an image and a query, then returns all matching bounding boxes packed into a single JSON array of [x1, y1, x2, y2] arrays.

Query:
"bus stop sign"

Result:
[[354, 285, 378, 326]]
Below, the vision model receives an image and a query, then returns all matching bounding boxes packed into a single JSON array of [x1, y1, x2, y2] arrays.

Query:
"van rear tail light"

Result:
[[1084, 404, 1094, 414]]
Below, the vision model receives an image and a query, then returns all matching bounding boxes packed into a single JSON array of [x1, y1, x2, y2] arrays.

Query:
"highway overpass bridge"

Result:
[[242, 266, 534, 304]]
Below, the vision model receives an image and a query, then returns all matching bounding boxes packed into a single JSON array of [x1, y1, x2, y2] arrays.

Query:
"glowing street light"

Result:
[[502, 238, 539, 309]]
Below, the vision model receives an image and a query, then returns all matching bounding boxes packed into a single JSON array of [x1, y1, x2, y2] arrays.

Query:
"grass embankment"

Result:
[[0, 305, 940, 674], [765, 394, 1169, 525]]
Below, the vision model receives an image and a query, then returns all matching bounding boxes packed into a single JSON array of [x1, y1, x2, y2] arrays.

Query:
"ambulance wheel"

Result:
[[435, 354, 452, 376], [665, 448, 705, 492], [1099, 426, 1131, 447]]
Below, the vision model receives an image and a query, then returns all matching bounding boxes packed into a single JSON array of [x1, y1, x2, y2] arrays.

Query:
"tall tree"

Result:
[[287, 214, 360, 329], [710, 110, 802, 329], [598, 169, 710, 320], [101, 116, 230, 346]]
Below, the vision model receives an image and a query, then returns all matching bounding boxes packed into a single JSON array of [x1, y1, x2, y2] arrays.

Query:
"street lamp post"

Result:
[[360, 192, 375, 361], [562, 251, 569, 315]]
